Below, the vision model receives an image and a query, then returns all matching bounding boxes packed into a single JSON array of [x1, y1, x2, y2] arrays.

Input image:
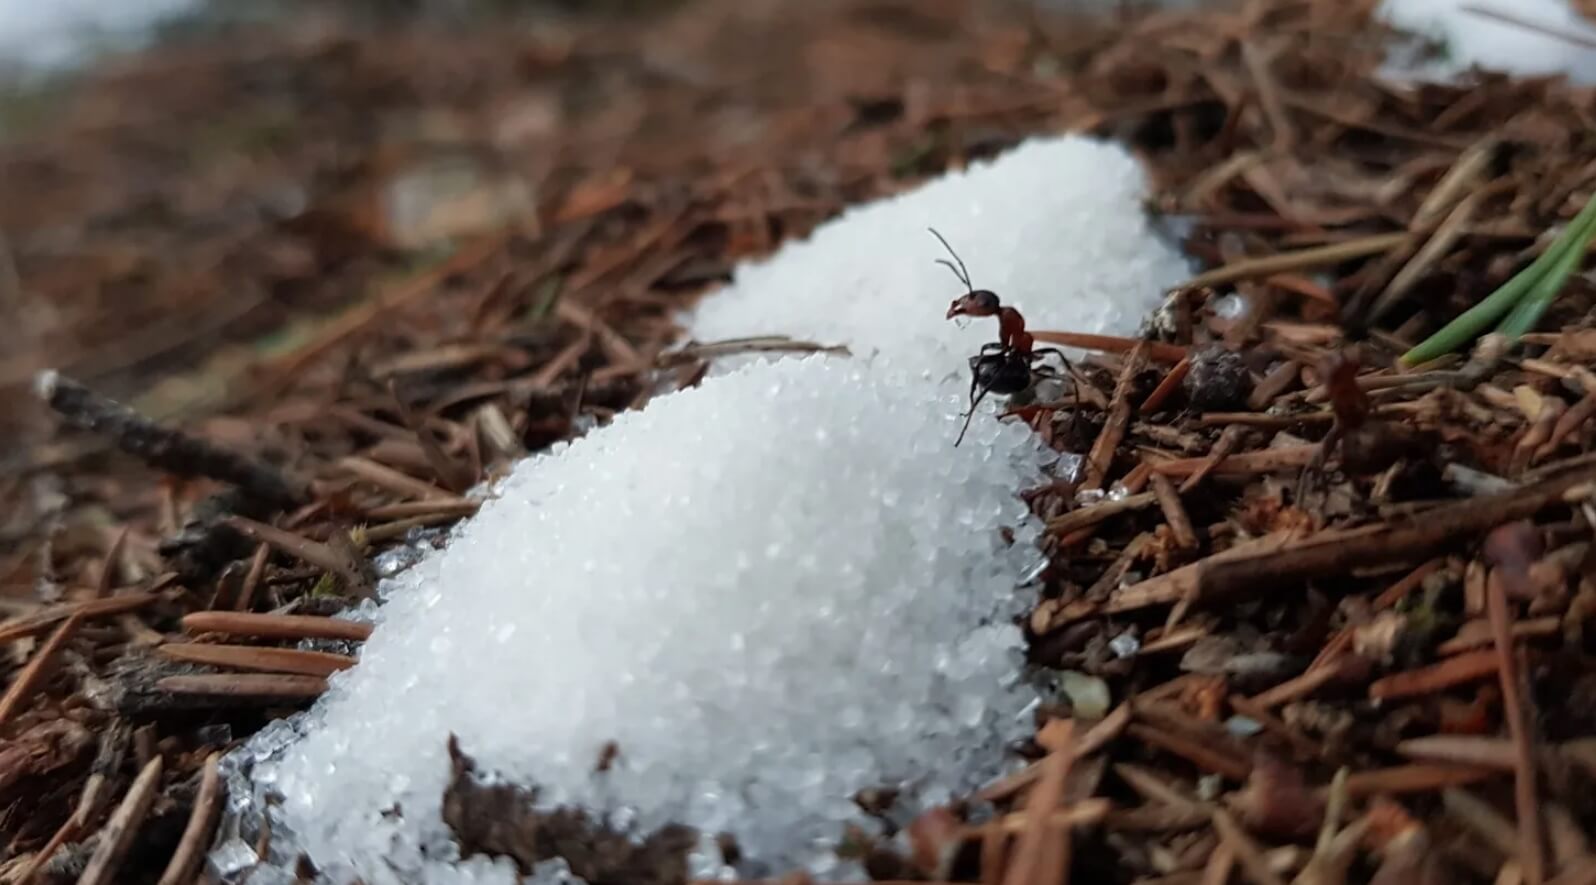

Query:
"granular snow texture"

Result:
[[1379, 0, 1596, 85], [682, 135, 1191, 380], [244, 355, 1054, 884]]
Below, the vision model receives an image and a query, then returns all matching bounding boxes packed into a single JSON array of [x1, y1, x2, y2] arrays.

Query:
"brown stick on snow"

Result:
[[37, 371, 304, 508]]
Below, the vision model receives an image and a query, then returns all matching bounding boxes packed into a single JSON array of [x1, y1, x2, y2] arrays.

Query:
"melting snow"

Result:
[[1378, 0, 1596, 85], [683, 135, 1191, 379], [233, 357, 1053, 884], [219, 135, 1191, 883]]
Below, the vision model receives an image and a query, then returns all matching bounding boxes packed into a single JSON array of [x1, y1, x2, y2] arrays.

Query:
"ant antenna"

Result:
[[927, 227, 973, 293]]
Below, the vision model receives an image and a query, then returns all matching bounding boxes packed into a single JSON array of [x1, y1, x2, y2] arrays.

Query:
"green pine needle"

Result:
[[1402, 190, 1596, 366]]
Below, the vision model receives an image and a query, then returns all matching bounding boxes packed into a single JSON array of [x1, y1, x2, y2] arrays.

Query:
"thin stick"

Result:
[[181, 610, 372, 642], [337, 455, 457, 502], [1046, 492, 1158, 535], [1397, 736, 1516, 771], [77, 755, 164, 885], [1127, 723, 1252, 781], [1201, 843, 1237, 885], [157, 753, 222, 885], [1184, 232, 1409, 288], [1201, 466, 1596, 595], [96, 529, 130, 598], [0, 594, 158, 644], [157, 673, 329, 699], [224, 517, 373, 597], [1338, 763, 1497, 798], [1029, 331, 1187, 364], [1157, 443, 1319, 481], [1083, 342, 1146, 491], [233, 542, 270, 612], [1150, 473, 1198, 550], [1141, 355, 1193, 413], [977, 704, 1130, 803], [37, 372, 302, 507], [1488, 564, 1546, 884], [1212, 808, 1287, 885], [0, 614, 82, 729], [1002, 721, 1074, 885], [157, 643, 356, 678], [1444, 788, 1522, 861], [1248, 655, 1356, 708], [1369, 650, 1502, 700]]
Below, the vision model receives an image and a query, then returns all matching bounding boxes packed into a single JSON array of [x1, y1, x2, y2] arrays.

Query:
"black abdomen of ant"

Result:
[[970, 349, 1035, 396]]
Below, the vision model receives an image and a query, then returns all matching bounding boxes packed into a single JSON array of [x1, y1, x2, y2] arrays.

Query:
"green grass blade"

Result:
[[1495, 205, 1596, 340], [1401, 190, 1596, 366]]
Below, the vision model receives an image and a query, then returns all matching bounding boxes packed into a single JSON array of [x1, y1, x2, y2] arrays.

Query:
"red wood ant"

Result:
[[929, 228, 1069, 445]]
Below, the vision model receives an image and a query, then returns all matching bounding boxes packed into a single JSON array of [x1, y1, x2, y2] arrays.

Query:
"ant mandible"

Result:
[[929, 228, 1069, 446]]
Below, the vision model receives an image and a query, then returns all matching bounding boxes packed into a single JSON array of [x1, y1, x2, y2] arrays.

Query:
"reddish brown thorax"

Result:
[[998, 308, 1034, 356]]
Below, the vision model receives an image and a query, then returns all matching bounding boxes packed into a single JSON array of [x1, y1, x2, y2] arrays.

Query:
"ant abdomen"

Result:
[[970, 351, 1033, 396]]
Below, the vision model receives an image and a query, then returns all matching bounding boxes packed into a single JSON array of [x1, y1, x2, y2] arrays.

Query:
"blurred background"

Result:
[[0, 0, 1206, 452]]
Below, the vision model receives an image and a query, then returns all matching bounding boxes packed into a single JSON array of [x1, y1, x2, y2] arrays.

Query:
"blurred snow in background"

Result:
[[0, 0, 201, 73], [1378, 0, 1596, 86]]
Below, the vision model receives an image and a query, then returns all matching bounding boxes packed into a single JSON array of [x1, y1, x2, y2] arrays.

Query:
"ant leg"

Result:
[[1030, 347, 1069, 369], [955, 382, 994, 447], [1032, 347, 1075, 389]]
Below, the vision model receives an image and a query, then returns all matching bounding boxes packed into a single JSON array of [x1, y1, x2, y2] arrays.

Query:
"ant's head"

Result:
[[946, 289, 1001, 319]]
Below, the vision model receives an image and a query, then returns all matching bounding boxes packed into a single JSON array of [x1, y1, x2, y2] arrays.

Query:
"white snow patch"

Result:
[[682, 135, 1191, 380], [0, 0, 200, 73], [240, 355, 1053, 885], [1378, 0, 1596, 85]]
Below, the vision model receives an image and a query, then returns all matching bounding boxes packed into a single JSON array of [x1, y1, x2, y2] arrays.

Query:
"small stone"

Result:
[[1183, 344, 1254, 411]]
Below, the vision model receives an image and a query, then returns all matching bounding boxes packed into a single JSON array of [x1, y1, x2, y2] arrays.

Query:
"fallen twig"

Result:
[[157, 753, 222, 885], [157, 642, 356, 677], [181, 610, 372, 642], [156, 673, 330, 699], [77, 755, 164, 885], [0, 614, 81, 729], [37, 372, 303, 507], [1200, 466, 1596, 595]]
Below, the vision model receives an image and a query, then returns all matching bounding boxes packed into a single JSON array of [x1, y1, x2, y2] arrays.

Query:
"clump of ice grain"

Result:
[[682, 135, 1191, 381], [250, 354, 1051, 885], [1378, 0, 1596, 86]]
